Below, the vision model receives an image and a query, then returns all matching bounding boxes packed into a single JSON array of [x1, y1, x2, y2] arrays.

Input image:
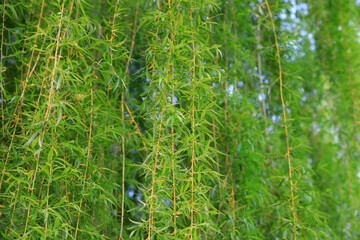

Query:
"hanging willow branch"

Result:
[[264, 0, 297, 238]]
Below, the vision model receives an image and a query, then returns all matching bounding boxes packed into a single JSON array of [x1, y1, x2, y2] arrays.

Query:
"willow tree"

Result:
[[1, 0, 360, 239]]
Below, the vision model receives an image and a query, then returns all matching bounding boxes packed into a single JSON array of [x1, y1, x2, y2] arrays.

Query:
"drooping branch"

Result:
[[264, 1, 297, 238]]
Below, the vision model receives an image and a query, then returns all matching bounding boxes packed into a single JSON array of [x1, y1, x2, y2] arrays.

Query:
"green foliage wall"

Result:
[[0, 0, 359, 239]]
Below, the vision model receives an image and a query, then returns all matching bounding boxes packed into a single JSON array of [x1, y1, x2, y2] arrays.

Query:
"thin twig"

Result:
[[147, 4, 162, 240], [190, 5, 196, 239], [119, 2, 140, 239], [264, 1, 297, 238], [256, 4, 267, 134]]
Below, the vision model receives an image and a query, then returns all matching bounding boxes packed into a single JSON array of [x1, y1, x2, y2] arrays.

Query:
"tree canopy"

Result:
[[0, 0, 359, 239]]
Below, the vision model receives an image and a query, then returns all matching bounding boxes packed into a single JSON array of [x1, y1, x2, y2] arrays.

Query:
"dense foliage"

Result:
[[1, 0, 359, 239]]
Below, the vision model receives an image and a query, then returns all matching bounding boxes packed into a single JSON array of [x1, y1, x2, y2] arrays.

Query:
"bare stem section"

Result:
[[189, 5, 196, 239], [256, 4, 267, 132], [119, 2, 140, 239], [264, 1, 297, 238], [0, 0, 6, 134]]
